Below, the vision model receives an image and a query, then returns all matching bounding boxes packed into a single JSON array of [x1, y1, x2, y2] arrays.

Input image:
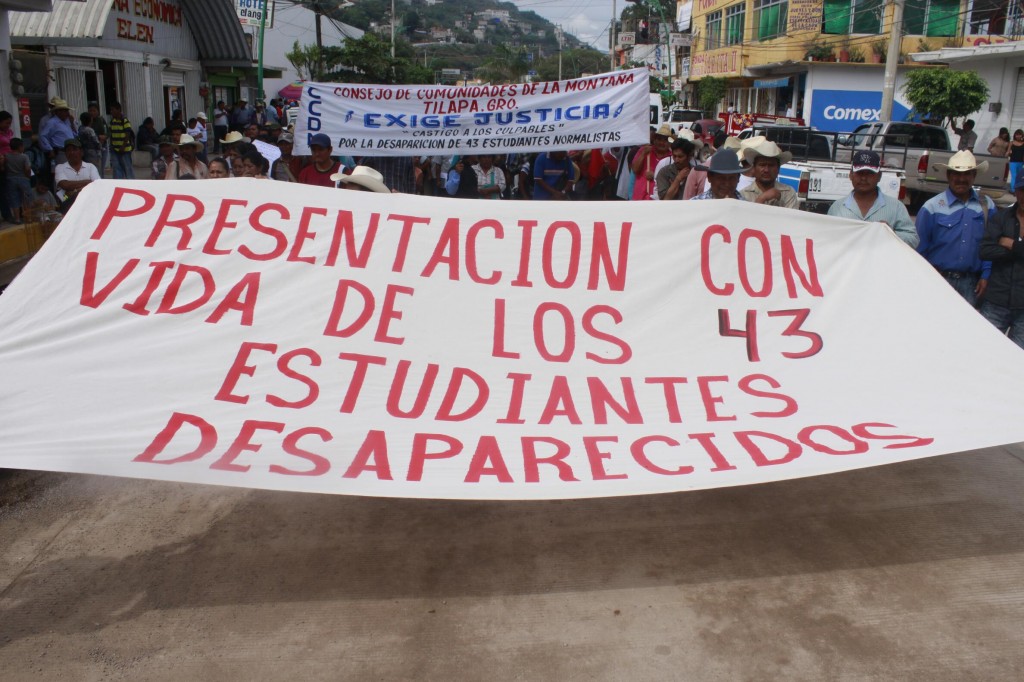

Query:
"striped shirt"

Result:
[[109, 116, 134, 152], [828, 190, 919, 248]]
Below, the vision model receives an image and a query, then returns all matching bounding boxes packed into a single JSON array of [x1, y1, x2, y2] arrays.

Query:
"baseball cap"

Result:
[[851, 150, 881, 173], [63, 137, 82, 149], [309, 133, 332, 149], [277, 132, 294, 145]]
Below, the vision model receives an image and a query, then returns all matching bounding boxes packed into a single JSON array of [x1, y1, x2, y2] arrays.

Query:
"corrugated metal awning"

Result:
[[180, 0, 250, 67], [10, 0, 250, 67]]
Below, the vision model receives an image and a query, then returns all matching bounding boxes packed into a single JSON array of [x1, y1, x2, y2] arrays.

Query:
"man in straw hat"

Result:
[[690, 148, 747, 200], [40, 98, 77, 165], [915, 149, 996, 305], [828, 150, 918, 248], [164, 134, 208, 179], [978, 172, 1024, 347], [332, 166, 391, 193], [740, 139, 798, 209], [631, 123, 673, 200]]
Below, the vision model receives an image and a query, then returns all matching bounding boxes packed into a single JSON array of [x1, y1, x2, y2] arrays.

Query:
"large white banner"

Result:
[[292, 69, 651, 156], [2, 181, 1024, 500]]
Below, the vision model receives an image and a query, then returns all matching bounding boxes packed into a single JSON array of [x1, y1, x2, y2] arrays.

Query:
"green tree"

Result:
[[328, 34, 432, 84], [902, 69, 989, 126], [698, 76, 728, 115], [285, 40, 321, 81]]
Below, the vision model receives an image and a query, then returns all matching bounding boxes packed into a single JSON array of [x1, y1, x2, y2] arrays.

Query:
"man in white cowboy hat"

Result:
[[740, 139, 798, 208], [828, 150, 918, 247], [164, 134, 208, 179], [331, 165, 391, 193], [915, 149, 996, 305], [690, 149, 747, 200]]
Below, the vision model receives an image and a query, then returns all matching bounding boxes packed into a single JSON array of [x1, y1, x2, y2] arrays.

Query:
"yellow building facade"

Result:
[[685, 0, 1024, 116]]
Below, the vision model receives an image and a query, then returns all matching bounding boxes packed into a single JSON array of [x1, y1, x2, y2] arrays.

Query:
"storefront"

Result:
[[9, 0, 250, 133]]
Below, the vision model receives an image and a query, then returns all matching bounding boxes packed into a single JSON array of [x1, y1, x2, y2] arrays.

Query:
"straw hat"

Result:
[[177, 133, 202, 147], [51, 98, 71, 111], [933, 150, 989, 174], [220, 131, 244, 145], [331, 166, 390, 193], [720, 136, 743, 151], [675, 128, 704, 150], [654, 123, 675, 139], [742, 139, 793, 165]]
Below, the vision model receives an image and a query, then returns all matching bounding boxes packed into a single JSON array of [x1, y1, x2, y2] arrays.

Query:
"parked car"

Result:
[[666, 108, 704, 125], [690, 118, 725, 146], [737, 125, 835, 162]]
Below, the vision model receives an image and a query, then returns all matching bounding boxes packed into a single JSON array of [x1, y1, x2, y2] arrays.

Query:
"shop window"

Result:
[[753, 0, 788, 41], [904, 0, 959, 37], [706, 10, 723, 50], [725, 3, 746, 45], [822, 0, 883, 34]]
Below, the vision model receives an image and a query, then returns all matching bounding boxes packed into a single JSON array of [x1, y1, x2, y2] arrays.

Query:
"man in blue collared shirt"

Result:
[[828, 150, 919, 247], [915, 150, 996, 306], [39, 98, 77, 165]]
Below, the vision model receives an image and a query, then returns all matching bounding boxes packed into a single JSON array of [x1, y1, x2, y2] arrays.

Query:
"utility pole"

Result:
[[610, 0, 617, 71], [880, 0, 905, 121], [258, 0, 269, 100], [391, 0, 396, 58], [557, 25, 563, 80], [314, 2, 323, 80]]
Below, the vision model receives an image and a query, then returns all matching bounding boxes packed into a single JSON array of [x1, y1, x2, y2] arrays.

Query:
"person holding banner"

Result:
[[445, 155, 479, 198], [829, 151, 918, 248], [532, 150, 575, 200], [691, 149, 746, 201], [473, 154, 506, 199], [298, 134, 343, 188], [740, 140, 799, 209], [631, 124, 673, 200]]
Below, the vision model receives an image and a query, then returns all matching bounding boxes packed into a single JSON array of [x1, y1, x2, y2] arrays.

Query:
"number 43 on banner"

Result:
[[718, 309, 823, 362]]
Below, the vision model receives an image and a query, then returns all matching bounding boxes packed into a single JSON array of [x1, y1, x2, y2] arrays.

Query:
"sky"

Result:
[[509, 0, 618, 54]]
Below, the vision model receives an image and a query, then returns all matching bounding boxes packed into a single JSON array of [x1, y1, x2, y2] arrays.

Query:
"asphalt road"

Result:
[[2, 444, 1024, 681]]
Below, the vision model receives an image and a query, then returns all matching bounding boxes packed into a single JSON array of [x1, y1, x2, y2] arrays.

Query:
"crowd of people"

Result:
[[2, 96, 1023, 348]]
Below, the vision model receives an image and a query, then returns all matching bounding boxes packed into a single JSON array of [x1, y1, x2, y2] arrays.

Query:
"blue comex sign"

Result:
[[809, 90, 913, 132]]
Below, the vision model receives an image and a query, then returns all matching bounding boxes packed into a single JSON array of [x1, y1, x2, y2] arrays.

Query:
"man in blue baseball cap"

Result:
[[828, 150, 918, 247], [298, 133, 343, 187]]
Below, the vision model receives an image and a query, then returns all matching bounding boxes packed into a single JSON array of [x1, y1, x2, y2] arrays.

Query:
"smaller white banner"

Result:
[[292, 69, 651, 157]]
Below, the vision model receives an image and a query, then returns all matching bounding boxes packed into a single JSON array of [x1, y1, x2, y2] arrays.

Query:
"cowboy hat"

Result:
[[331, 165, 390, 193], [742, 139, 793, 165], [933, 149, 989, 174], [50, 98, 71, 111], [175, 134, 202, 148], [220, 131, 244, 145], [720, 136, 743, 151], [697, 149, 745, 174], [674, 128, 704, 149], [195, 111, 207, 120], [654, 123, 675, 139]]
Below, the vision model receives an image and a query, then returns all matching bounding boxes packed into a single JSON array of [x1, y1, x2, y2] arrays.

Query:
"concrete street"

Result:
[[2, 443, 1023, 681]]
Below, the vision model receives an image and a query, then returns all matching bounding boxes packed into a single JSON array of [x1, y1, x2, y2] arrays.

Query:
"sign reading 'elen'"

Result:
[[2, 182, 1024, 500], [810, 89, 914, 132]]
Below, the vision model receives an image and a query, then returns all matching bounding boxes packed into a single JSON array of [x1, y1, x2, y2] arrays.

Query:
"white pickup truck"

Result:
[[738, 125, 904, 213]]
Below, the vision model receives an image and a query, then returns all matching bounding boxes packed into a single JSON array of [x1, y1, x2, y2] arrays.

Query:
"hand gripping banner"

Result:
[[2, 180, 1024, 499], [291, 69, 651, 156]]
